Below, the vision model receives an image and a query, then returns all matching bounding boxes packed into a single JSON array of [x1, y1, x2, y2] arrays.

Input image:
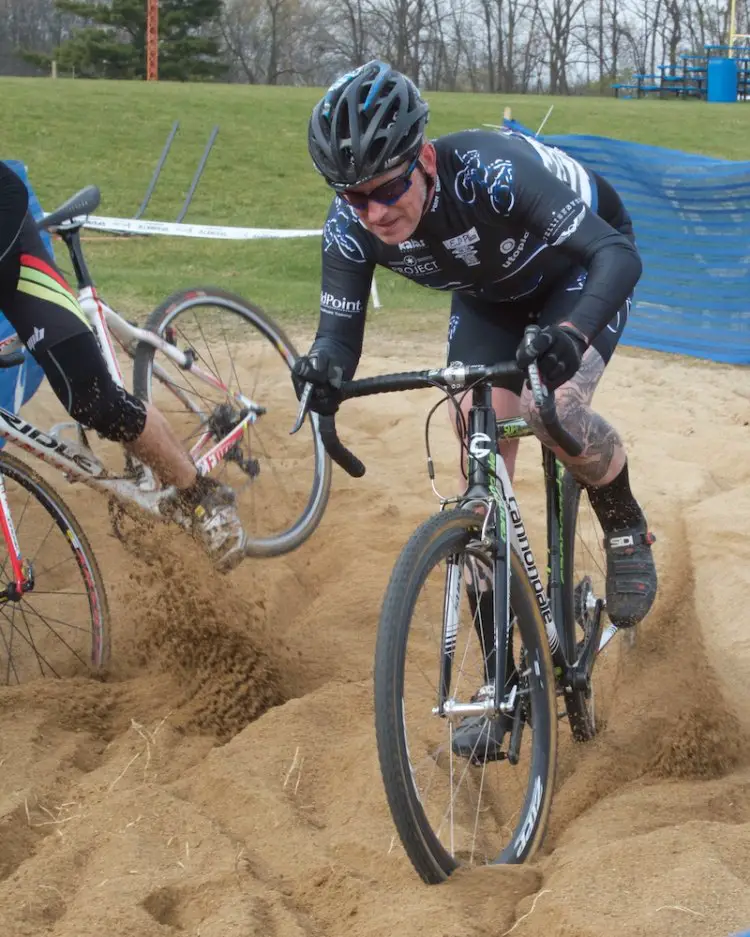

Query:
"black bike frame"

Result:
[[291, 348, 598, 698], [462, 383, 514, 718], [497, 413, 606, 695], [463, 386, 573, 697]]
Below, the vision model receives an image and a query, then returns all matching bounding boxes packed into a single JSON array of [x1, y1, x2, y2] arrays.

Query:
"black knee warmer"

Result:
[[39, 333, 147, 443]]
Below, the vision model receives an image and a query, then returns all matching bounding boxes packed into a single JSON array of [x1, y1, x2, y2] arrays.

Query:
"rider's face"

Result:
[[342, 143, 437, 245]]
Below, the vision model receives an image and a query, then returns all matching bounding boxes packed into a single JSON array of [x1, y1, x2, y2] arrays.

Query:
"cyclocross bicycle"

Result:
[[0, 184, 331, 685], [292, 329, 629, 880]]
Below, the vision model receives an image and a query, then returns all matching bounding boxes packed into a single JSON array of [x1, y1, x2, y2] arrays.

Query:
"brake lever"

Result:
[[526, 349, 583, 457], [522, 325, 555, 414], [526, 359, 547, 410], [290, 381, 313, 435]]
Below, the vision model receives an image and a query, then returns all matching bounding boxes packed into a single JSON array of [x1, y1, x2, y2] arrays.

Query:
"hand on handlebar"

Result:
[[288, 350, 365, 476], [519, 325, 583, 457], [290, 325, 583, 473], [291, 350, 344, 417], [516, 324, 588, 391]]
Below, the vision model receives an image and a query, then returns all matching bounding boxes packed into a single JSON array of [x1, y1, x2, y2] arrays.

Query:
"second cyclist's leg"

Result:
[[0, 218, 246, 567], [520, 280, 656, 628]]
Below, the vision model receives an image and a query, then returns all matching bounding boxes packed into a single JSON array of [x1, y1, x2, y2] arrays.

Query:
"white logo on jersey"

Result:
[[388, 255, 440, 277], [549, 206, 586, 246], [27, 326, 45, 351], [443, 227, 481, 266], [501, 232, 530, 268], [516, 134, 593, 205], [320, 292, 363, 317], [323, 202, 367, 264], [454, 150, 515, 214]]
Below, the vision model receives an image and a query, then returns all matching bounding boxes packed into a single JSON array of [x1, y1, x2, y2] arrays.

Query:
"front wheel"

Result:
[[132, 287, 331, 557], [0, 451, 109, 685], [374, 509, 558, 883]]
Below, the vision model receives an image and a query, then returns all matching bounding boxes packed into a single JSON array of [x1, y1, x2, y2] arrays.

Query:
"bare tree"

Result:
[[220, 0, 265, 82], [221, 0, 320, 83], [326, 0, 370, 64], [535, 0, 588, 92], [572, 0, 624, 90], [2, 0, 745, 97], [0, 0, 73, 75], [661, 0, 682, 66]]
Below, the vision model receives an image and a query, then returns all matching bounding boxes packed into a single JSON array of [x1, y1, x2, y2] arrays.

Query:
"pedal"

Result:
[[49, 421, 94, 456], [574, 575, 596, 631], [470, 748, 507, 766]]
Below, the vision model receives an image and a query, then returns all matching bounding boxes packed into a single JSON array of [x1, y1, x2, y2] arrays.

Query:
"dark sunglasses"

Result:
[[337, 156, 420, 210]]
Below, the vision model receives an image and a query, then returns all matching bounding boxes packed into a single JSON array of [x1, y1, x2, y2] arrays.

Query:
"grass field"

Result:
[[3, 78, 749, 333]]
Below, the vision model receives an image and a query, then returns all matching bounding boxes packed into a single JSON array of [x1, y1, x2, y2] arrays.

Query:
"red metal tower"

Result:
[[146, 0, 159, 81]]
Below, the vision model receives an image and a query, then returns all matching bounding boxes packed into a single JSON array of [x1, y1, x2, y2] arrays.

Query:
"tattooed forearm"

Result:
[[520, 347, 626, 486]]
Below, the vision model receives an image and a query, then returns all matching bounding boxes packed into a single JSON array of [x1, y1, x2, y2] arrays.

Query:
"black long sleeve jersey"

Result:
[[311, 127, 642, 378]]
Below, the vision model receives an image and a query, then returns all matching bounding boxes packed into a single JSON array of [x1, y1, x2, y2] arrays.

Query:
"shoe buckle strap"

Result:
[[604, 530, 656, 550]]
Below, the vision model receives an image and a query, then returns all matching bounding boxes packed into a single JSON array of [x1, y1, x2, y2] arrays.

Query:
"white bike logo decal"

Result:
[[468, 432, 492, 459], [454, 150, 515, 215], [323, 203, 367, 263]]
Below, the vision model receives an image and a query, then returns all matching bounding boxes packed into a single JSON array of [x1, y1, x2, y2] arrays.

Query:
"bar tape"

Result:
[[83, 215, 324, 239]]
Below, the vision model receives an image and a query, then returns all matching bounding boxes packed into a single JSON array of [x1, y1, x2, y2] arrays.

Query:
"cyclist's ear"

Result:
[[419, 141, 437, 176]]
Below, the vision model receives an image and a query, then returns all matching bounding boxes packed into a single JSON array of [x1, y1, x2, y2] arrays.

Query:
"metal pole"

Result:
[[175, 125, 220, 224], [147, 0, 159, 80], [535, 105, 554, 137], [135, 120, 180, 220]]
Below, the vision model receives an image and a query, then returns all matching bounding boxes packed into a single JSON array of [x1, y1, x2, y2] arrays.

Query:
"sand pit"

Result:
[[0, 329, 749, 937]]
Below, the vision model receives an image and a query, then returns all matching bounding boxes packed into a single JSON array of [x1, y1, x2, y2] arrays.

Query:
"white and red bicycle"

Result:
[[0, 185, 331, 685]]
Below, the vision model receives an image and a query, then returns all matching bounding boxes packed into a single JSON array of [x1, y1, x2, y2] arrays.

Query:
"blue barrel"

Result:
[[707, 56, 738, 102]]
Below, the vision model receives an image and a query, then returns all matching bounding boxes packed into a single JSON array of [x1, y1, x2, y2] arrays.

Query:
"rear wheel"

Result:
[[560, 466, 626, 741], [374, 508, 558, 883], [132, 287, 331, 557]]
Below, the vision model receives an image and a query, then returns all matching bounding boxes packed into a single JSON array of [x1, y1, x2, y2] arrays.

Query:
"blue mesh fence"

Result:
[[505, 119, 750, 364], [7, 136, 750, 366], [0, 160, 48, 418]]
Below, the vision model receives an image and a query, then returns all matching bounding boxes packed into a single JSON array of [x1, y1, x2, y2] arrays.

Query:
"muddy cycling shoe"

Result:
[[172, 476, 247, 572], [451, 684, 515, 763], [604, 522, 657, 627]]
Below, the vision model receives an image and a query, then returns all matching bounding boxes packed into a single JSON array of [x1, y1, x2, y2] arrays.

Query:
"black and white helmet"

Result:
[[308, 60, 429, 189]]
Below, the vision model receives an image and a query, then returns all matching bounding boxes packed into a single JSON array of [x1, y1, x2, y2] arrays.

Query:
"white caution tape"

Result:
[[84, 215, 323, 240], [81, 214, 383, 309]]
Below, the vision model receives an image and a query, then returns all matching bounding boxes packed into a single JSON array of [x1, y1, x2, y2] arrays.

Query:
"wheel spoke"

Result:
[[375, 510, 557, 881], [0, 454, 107, 685], [132, 292, 330, 556]]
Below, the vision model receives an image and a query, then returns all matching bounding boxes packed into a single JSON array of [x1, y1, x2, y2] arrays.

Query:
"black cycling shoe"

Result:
[[604, 522, 657, 627], [451, 684, 515, 763]]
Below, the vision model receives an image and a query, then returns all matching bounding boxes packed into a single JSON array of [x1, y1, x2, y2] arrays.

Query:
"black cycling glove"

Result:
[[516, 324, 588, 391], [291, 349, 344, 416]]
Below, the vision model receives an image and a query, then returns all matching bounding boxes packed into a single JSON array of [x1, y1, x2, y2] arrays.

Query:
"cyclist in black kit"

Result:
[[0, 159, 245, 569], [293, 61, 658, 756]]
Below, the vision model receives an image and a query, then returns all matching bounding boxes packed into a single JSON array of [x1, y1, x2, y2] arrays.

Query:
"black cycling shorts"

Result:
[[0, 213, 147, 442], [0, 213, 92, 350], [446, 268, 630, 396]]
